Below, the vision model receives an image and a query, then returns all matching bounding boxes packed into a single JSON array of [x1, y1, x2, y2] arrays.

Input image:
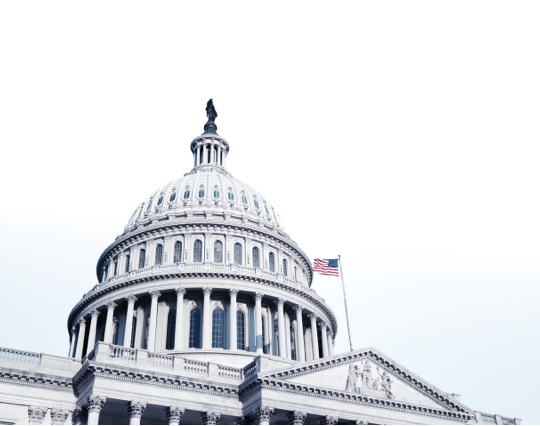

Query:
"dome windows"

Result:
[[282, 259, 288, 276], [193, 239, 203, 263], [253, 198, 260, 210], [183, 187, 191, 199], [198, 185, 205, 199], [252, 246, 260, 268], [155, 243, 163, 266], [157, 195, 164, 206], [138, 248, 146, 269], [234, 243, 243, 265], [169, 191, 177, 203], [269, 252, 275, 272], [214, 241, 223, 263], [173, 241, 183, 263], [146, 199, 153, 212], [227, 188, 235, 202], [213, 186, 220, 199], [241, 193, 248, 205]]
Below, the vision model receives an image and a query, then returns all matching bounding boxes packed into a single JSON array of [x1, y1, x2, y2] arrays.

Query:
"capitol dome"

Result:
[[68, 100, 337, 370]]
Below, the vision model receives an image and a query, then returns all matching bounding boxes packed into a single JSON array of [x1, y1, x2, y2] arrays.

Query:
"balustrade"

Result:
[[0, 348, 41, 365]]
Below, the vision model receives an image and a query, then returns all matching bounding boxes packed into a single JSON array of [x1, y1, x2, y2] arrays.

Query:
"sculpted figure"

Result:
[[206, 99, 218, 122], [379, 370, 394, 399], [361, 361, 373, 389], [345, 364, 360, 393]]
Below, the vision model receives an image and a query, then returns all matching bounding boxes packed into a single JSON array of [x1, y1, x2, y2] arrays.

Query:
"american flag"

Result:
[[313, 258, 340, 276]]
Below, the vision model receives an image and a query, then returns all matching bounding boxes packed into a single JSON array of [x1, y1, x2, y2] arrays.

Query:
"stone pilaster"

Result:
[[165, 407, 184, 425], [174, 288, 186, 350], [147, 290, 161, 351], [289, 411, 307, 425], [86, 395, 106, 425], [28, 407, 47, 425], [50, 409, 71, 425], [254, 406, 274, 425], [202, 411, 221, 425], [127, 401, 146, 425]]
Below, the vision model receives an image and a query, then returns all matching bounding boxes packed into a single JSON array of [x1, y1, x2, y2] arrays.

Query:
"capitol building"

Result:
[[0, 102, 519, 425]]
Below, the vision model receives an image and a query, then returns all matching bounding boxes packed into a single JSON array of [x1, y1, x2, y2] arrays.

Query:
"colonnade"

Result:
[[193, 141, 227, 168], [70, 288, 334, 362]]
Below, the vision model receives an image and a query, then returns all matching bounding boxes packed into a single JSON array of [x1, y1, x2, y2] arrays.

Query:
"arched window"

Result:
[[102, 266, 108, 282], [125, 252, 131, 273], [213, 187, 220, 199], [138, 249, 146, 269], [189, 308, 202, 349], [290, 325, 297, 361], [237, 311, 245, 350], [155, 244, 163, 265], [228, 189, 235, 201], [212, 308, 224, 348], [146, 199, 153, 212], [252, 246, 260, 268], [269, 252, 275, 272], [173, 241, 182, 263], [166, 309, 176, 350], [254, 199, 260, 210], [198, 186, 205, 198], [282, 259, 288, 276], [193, 240, 203, 263], [234, 243, 242, 265], [214, 241, 223, 263]]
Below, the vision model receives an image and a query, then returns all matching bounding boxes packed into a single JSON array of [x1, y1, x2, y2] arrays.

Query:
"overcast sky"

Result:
[[0, 1, 538, 424]]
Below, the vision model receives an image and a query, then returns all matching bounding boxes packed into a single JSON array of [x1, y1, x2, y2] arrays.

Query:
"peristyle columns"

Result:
[[128, 401, 146, 425], [255, 292, 263, 354], [123, 295, 138, 347], [147, 290, 161, 351], [86, 395, 106, 425], [104, 301, 117, 344], [294, 305, 306, 362], [174, 288, 186, 350], [202, 287, 212, 349], [229, 289, 238, 350], [166, 407, 185, 425], [87, 309, 100, 353], [277, 298, 286, 358], [74, 318, 86, 360], [309, 313, 319, 360], [320, 321, 329, 358]]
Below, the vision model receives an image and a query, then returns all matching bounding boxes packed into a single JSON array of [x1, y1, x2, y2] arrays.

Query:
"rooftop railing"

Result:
[[0, 347, 41, 365]]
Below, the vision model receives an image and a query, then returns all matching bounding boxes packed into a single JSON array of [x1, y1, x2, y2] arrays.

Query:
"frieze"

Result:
[[0, 369, 73, 392]]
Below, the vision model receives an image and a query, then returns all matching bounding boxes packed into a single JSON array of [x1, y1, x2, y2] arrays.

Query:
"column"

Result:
[[69, 326, 77, 357], [74, 318, 86, 360], [174, 288, 186, 350], [289, 411, 307, 425], [28, 407, 47, 425], [87, 309, 100, 354], [166, 407, 184, 425], [123, 295, 137, 347], [294, 305, 306, 362], [202, 287, 212, 349], [229, 289, 238, 350], [147, 290, 161, 351], [254, 406, 274, 425], [127, 401, 146, 426], [277, 299, 286, 358], [50, 409, 70, 425], [103, 301, 117, 344], [202, 145, 207, 164], [308, 313, 319, 360], [327, 332, 334, 355], [202, 412, 220, 425], [321, 415, 338, 425], [86, 395, 106, 425], [319, 321, 329, 358], [255, 292, 263, 354]]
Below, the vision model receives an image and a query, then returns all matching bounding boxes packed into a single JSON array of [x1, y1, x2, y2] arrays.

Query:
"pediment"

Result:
[[258, 348, 472, 415]]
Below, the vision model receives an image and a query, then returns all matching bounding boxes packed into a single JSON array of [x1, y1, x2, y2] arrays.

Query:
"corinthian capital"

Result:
[[203, 287, 212, 297], [90, 309, 100, 318], [289, 411, 307, 425], [78, 317, 86, 325], [86, 394, 106, 412], [166, 407, 185, 423], [127, 401, 146, 418], [321, 415, 338, 425], [202, 411, 220, 425], [149, 290, 161, 299], [293, 304, 303, 314], [175, 287, 186, 296], [50, 409, 71, 425], [229, 288, 239, 297], [28, 407, 47, 423], [126, 294, 138, 303], [106, 301, 117, 310], [308, 313, 317, 321], [254, 406, 274, 422]]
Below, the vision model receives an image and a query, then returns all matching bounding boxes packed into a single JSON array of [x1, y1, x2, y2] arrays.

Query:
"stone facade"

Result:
[[0, 104, 519, 425]]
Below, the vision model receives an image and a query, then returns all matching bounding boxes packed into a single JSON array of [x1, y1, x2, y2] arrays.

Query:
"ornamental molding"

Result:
[[68, 271, 337, 336], [50, 409, 71, 425], [96, 217, 313, 285], [246, 378, 472, 422], [72, 363, 239, 399], [0, 368, 74, 392], [255, 349, 472, 415], [28, 407, 47, 422]]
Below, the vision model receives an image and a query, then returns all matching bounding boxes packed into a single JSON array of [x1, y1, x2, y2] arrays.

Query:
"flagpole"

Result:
[[338, 254, 354, 352]]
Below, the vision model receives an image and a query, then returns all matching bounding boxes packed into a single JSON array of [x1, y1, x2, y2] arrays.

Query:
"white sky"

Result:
[[0, 1, 539, 424]]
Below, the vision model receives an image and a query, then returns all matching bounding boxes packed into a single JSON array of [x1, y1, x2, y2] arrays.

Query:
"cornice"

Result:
[[73, 362, 239, 399], [68, 271, 337, 335], [238, 378, 471, 423], [0, 367, 73, 392], [258, 349, 472, 415]]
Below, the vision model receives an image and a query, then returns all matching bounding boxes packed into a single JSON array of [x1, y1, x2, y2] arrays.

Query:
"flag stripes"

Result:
[[313, 258, 340, 276]]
